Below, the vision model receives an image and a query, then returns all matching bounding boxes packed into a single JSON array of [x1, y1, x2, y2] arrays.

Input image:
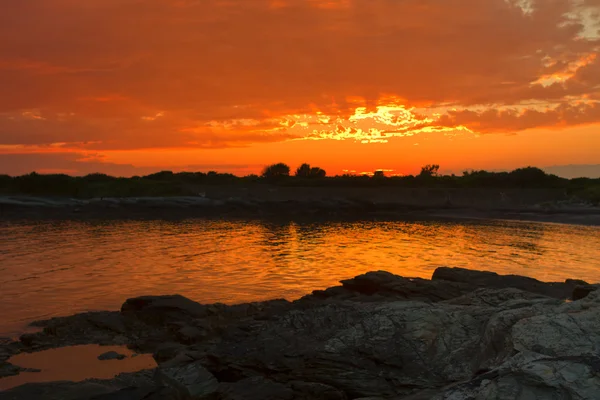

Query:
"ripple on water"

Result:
[[0, 218, 599, 337]]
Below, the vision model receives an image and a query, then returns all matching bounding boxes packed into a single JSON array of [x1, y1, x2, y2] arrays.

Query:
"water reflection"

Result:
[[0, 218, 598, 337], [0, 345, 156, 390]]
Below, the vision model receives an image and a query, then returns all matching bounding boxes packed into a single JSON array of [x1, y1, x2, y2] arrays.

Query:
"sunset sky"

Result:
[[1, 0, 600, 177]]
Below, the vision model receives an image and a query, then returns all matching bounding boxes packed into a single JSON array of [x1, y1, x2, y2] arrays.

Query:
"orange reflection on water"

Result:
[[1, 219, 599, 337]]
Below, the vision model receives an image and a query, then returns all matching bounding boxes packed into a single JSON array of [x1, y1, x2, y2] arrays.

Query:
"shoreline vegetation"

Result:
[[0, 164, 599, 202], [1, 267, 600, 398], [1, 165, 599, 224]]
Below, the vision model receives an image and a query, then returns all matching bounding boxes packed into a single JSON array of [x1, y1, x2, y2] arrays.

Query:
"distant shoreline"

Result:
[[1, 193, 599, 226]]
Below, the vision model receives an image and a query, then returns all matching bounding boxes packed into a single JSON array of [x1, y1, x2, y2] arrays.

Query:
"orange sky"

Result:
[[1, 0, 599, 177]]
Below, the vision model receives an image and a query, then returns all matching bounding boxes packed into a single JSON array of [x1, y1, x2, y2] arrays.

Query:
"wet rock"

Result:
[[156, 361, 219, 399], [98, 351, 126, 361]]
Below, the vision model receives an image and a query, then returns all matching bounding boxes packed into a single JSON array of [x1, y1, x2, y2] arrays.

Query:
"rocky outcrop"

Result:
[[98, 351, 126, 361], [1, 267, 599, 399]]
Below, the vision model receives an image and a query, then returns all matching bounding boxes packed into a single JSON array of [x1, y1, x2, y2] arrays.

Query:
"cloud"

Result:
[[0, 152, 258, 177], [0, 0, 599, 153]]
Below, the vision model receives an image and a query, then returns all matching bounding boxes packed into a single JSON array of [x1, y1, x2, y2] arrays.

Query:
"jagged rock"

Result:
[[98, 351, 126, 361], [156, 361, 219, 399]]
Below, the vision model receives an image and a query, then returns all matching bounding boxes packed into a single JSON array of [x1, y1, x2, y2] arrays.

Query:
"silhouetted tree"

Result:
[[295, 163, 326, 178], [419, 164, 440, 177], [262, 163, 291, 179], [373, 170, 386, 179], [144, 170, 174, 180], [309, 167, 326, 178], [295, 163, 312, 177]]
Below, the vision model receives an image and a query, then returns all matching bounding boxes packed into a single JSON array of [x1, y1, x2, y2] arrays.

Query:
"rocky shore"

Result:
[[2, 195, 600, 225], [2, 267, 600, 399]]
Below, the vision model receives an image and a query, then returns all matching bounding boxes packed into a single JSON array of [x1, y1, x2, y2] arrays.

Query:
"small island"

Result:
[[1, 267, 599, 399]]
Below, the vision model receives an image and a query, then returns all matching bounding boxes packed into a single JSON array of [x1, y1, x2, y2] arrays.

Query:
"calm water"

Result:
[[1, 218, 599, 337]]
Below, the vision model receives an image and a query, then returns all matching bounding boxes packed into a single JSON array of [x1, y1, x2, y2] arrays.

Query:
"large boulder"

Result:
[[204, 301, 490, 398]]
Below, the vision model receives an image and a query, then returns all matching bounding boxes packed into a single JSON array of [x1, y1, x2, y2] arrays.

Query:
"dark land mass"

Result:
[[1, 188, 600, 225], [2, 267, 600, 399], [1, 167, 600, 225]]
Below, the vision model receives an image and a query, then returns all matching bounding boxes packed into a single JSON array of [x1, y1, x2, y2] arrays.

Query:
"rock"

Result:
[[21, 367, 42, 373], [5, 268, 600, 399], [218, 377, 294, 400], [433, 354, 600, 400], [121, 295, 209, 325], [156, 361, 219, 399], [86, 313, 128, 334], [153, 342, 186, 364], [0, 361, 21, 378], [572, 284, 599, 300], [306, 271, 469, 303], [512, 304, 600, 357], [98, 351, 126, 361], [432, 267, 580, 299], [0, 381, 115, 400], [19, 333, 39, 347], [442, 287, 556, 307], [205, 301, 485, 398], [287, 381, 346, 399], [176, 326, 207, 344], [87, 386, 166, 400]]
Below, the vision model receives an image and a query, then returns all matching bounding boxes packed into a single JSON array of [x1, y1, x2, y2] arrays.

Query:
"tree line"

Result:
[[0, 164, 598, 204]]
